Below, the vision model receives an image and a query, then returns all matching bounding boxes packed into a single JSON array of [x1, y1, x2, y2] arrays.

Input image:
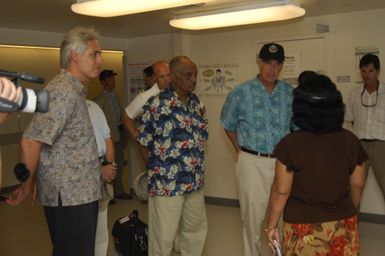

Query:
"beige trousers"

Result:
[[148, 189, 207, 256], [236, 151, 276, 256], [361, 140, 385, 200]]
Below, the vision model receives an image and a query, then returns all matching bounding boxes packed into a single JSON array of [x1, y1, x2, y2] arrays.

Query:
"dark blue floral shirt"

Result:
[[137, 87, 208, 197]]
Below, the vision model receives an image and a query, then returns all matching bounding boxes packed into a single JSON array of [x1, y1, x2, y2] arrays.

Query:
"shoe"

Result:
[[109, 199, 116, 205], [114, 193, 133, 200]]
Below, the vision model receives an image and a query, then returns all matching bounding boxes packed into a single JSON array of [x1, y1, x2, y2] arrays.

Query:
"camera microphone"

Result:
[[1, 70, 45, 84]]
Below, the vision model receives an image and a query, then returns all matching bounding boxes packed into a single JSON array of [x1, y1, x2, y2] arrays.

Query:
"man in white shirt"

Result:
[[123, 60, 171, 141], [86, 99, 116, 256], [346, 53, 385, 200]]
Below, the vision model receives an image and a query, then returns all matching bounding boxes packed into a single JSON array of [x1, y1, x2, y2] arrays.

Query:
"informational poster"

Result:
[[124, 61, 150, 102], [197, 63, 239, 96], [281, 53, 300, 85], [355, 46, 380, 83]]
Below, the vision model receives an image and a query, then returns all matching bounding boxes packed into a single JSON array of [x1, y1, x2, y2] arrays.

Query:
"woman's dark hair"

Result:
[[143, 65, 153, 76], [292, 74, 345, 133], [298, 70, 316, 85]]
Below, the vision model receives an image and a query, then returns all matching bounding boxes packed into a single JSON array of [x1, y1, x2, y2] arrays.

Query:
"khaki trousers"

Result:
[[361, 140, 385, 200], [148, 189, 207, 256], [236, 151, 276, 256]]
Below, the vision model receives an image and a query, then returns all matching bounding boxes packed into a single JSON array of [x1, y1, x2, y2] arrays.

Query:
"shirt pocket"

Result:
[[375, 99, 385, 123]]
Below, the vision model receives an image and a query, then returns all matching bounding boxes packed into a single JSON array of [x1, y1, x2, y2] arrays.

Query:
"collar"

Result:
[[60, 69, 87, 95], [255, 75, 280, 94]]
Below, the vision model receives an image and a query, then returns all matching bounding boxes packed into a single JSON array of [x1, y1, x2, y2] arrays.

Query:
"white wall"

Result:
[[124, 33, 175, 62]]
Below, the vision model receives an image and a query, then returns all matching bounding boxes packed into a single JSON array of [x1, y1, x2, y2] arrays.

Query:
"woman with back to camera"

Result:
[[266, 74, 368, 255]]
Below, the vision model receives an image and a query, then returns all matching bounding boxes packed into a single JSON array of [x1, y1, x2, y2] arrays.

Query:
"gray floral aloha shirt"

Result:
[[23, 70, 101, 206]]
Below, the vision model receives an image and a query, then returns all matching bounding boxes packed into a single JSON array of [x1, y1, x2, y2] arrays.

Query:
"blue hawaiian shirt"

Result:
[[137, 87, 208, 197], [220, 76, 293, 154]]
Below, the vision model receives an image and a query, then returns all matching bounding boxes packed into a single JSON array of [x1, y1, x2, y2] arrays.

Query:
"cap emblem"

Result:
[[269, 44, 278, 53]]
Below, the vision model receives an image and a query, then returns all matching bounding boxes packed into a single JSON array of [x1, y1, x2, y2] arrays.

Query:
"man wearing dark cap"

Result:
[[94, 69, 132, 201], [220, 42, 293, 256]]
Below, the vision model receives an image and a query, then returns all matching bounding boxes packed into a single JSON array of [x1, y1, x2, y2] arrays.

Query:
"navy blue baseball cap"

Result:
[[99, 69, 117, 81], [259, 43, 285, 63]]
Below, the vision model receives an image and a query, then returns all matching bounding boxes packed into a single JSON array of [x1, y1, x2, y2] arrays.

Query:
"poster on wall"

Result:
[[355, 46, 380, 83], [281, 53, 300, 86], [197, 63, 239, 97], [125, 62, 150, 102]]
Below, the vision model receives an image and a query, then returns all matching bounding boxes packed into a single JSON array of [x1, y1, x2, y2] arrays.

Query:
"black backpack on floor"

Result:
[[112, 209, 148, 256]]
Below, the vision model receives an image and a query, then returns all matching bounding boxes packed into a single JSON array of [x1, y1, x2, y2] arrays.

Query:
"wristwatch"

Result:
[[102, 161, 117, 167]]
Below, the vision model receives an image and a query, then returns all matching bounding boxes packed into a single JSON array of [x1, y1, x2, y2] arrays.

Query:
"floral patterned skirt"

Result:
[[283, 215, 359, 256]]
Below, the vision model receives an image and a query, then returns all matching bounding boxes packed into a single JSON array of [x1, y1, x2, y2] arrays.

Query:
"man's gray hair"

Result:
[[60, 27, 100, 68]]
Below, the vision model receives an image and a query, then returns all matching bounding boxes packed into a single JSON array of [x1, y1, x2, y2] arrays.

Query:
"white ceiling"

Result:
[[2, 0, 385, 39]]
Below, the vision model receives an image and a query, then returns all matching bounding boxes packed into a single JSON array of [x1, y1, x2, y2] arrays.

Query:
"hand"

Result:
[[266, 227, 280, 255], [0, 77, 22, 103], [101, 163, 117, 183], [0, 77, 22, 123], [200, 104, 206, 115], [6, 181, 34, 206]]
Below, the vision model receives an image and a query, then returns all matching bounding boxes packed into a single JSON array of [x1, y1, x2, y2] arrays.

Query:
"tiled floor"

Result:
[[0, 195, 384, 256]]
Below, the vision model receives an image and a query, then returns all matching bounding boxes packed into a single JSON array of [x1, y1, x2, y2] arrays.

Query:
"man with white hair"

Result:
[[7, 27, 104, 256]]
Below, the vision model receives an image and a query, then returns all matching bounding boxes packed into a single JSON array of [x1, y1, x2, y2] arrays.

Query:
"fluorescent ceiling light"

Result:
[[0, 44, 122, 53], [169, 0, 305, 30], [71, 0, 216, 17]]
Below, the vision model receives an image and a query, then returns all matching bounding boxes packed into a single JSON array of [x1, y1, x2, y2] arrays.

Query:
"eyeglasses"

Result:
[[361, 86, 378, 108]]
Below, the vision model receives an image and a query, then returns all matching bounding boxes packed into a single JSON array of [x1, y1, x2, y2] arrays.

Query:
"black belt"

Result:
[[240, 147, 275, 158], [360, 139, 382, 142]]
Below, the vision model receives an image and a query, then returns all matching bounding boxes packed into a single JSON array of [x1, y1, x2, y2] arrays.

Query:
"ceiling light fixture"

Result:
[[71, 0, 216, 18], [169, 0, 305, 30]]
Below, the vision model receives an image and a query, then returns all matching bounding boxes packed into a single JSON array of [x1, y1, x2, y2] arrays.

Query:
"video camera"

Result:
[[0, 69, 50, 113]]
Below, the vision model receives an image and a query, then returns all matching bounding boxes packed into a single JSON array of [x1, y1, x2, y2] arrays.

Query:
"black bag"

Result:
[[112, 209, 148, 256]]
